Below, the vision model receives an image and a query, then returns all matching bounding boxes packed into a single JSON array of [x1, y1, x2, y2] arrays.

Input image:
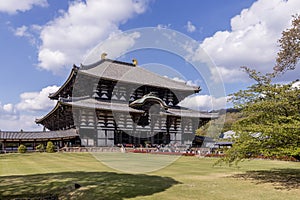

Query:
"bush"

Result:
[[18, 144, 27, 153], [35, 144, 45, 152], [46, 141, 55, 153]]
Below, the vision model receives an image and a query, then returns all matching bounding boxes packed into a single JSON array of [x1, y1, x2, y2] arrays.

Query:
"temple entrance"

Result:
[[114, 130, 170, 147]]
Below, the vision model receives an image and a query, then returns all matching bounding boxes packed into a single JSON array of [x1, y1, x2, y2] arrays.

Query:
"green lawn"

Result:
[[0, 152, 300, 200]]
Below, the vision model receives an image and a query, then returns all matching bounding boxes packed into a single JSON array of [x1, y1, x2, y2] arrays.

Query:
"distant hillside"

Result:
[[196, 108, 242, 139], [210, 108, 240, 114]]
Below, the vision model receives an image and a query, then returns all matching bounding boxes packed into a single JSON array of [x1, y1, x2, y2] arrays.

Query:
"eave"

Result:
[[48, 65, 79, 100]]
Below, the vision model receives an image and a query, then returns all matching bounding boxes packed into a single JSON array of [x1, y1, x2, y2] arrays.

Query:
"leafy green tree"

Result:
[[221, 68, 300, 165], [218, 15, 300, 165], [195, 126, 207, 136]]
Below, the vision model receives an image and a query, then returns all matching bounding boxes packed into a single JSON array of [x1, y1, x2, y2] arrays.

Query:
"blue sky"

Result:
[[0, 0, 299, 131]]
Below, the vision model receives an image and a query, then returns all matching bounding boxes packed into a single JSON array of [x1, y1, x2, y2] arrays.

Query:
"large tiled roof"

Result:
[[0, 129, 78, 141], [80, 59, 200, 92]]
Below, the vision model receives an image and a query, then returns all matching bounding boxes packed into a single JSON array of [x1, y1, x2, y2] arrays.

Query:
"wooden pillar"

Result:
[[151, 134, 154, 144], [94, 112, 98, 147], [163, 133, 167, 144], [2, 140, 5, 152], [138, 132, 141, 145], [192, 119, 198, 134], [118, 131, 122, 144], [104, 114, 108, 146], [133, 114, 137, 144]]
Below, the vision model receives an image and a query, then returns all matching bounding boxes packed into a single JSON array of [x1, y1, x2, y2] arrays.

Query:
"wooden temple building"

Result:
[[1, 56, 218, 152]]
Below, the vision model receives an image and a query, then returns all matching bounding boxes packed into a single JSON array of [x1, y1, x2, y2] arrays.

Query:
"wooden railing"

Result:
[[60, 147, 121, 152]]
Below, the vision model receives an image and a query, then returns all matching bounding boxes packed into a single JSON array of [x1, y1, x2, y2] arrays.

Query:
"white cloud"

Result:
[[190, 0, 300, 83], [14, 26, 29, 37], [83, 31, 141, 64], [0, 114, 42, 131], [0, 86, 59, 131], [292, 81, 300, 88], [0, 102, 38, 131], [179, 94, 227, 111], [210, 66, 248, 83], [0, 102, 18, 120], [16, 85, 59, 112], [38, 48, 68, 72], [3, 103, 14, 113], [186, 21, 196, 33], [171, 77, 185, 83], [35, 0, 149, 73], [14, 25, 39, 45], [0, 0, 48, 14], [162, 76, 201, 87], [157, 24, 171, 29]]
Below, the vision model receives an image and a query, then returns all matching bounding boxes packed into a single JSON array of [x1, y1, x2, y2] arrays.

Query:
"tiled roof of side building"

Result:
[[0, 129, 78, 141]]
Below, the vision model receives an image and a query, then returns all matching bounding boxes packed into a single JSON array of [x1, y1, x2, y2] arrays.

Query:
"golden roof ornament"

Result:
[[101, 52, 107, 60], [132, 58, 138, 66]]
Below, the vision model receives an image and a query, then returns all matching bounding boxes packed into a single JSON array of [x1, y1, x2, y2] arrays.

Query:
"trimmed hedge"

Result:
[[35, 144, 45, 152], [18, 144, 27, 153], [46, 141, 55, 153]]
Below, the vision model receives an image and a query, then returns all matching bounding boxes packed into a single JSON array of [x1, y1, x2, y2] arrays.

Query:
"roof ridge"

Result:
[[81, 59, 135, 70]]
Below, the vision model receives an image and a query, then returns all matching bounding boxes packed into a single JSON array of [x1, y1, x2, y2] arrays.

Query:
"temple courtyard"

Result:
[[0, 152, 300, 200]]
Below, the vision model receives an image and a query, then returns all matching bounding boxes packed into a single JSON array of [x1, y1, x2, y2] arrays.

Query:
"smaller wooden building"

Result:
[[0, 129, 79, 152]]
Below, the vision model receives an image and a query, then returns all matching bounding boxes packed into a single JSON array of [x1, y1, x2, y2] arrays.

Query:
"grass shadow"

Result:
[[231, 168, 300, 190], [0, 171, 180, 199]]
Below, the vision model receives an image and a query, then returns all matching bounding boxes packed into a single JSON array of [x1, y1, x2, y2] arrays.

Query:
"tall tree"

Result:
[[220, 15, 300, 165], [222, 68, 300, 165]]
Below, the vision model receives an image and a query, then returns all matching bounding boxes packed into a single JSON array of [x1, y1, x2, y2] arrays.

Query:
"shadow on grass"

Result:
[[0, 171, 180, 199], [232, 168, 300, 190]]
